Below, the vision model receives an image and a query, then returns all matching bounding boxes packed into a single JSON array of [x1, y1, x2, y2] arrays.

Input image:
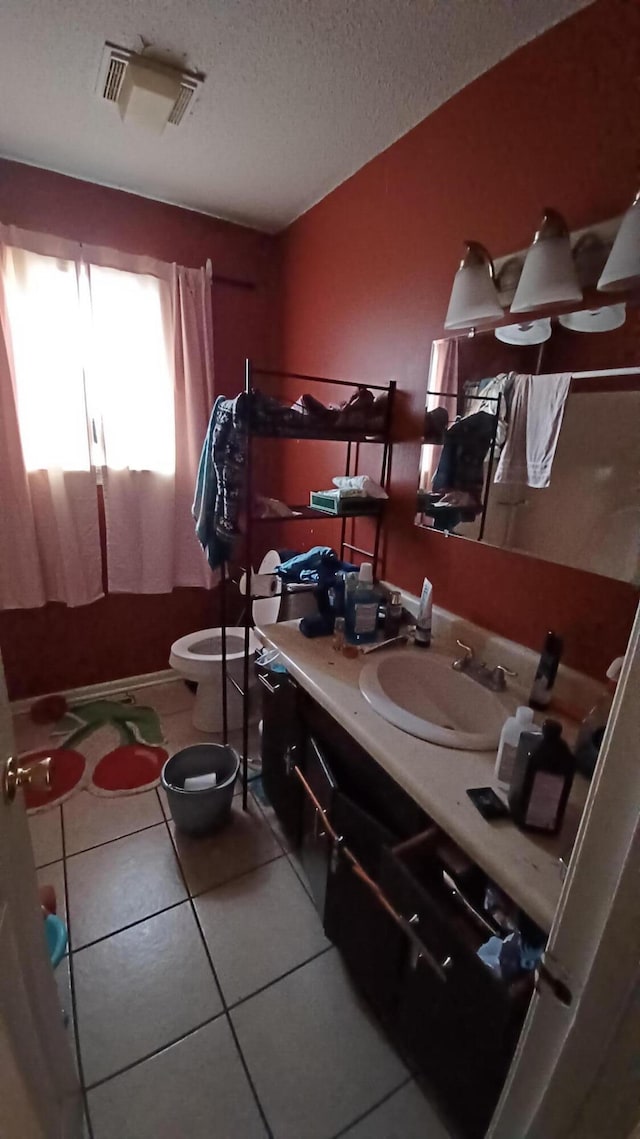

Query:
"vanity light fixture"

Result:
[[597, 190, 640, 292], [510, 209, 582, 314], [444, 241, 504, 330]]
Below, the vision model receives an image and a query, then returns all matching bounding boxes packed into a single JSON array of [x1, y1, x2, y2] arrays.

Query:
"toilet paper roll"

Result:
[[240, 550, 318, 626]]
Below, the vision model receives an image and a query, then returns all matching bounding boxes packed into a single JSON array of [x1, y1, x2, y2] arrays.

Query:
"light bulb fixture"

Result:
[[558, 304, 626, 333], [444, 241, 503, 330], [510, 209, 582, 314], [495, 318, 552, 346], [598, 191, 640, 292]]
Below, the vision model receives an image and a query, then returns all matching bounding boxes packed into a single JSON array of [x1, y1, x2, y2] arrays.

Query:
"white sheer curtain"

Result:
[[97, 263, 215, 593], [0, 243, 103, 608], [0, 225, 215, 608]]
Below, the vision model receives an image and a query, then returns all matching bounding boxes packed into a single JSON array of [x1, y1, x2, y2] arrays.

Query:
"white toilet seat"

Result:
[[169, 626, 258, 681]]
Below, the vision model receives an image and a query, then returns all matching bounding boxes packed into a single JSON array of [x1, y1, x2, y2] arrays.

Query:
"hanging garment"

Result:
[[494, 373, 571, 488], [432, 411, 496, 503], [193, 393, 249, 570]]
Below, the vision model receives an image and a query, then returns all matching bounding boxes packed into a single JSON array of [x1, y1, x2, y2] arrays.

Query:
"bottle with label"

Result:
[[508, 720, 574, 835], [494, 706, 537, 789], [529, 631, 563, 710], [384, 591, 403, 638], [346, 563, 378, 645]]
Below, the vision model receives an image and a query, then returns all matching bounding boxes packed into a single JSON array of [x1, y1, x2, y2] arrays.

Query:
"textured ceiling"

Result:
[[0, 0, 590, 232]]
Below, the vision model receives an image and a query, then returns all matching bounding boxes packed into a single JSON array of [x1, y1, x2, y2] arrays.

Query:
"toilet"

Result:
[[169, 551, 314, 734], [169, 626, 259, 732]]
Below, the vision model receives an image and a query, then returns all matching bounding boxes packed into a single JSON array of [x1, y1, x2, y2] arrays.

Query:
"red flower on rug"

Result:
[[23, 748, 87, 812], [91, 744, 168, 796]]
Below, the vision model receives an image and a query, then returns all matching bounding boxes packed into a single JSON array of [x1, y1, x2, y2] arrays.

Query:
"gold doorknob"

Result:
[[2, 755, 52, 804]]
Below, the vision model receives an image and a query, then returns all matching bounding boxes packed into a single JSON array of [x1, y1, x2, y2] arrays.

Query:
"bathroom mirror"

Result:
[[415, 302, 640, 584]]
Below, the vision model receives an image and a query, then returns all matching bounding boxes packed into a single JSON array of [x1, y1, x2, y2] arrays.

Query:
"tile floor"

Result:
[[19, 679, 451, 1139]]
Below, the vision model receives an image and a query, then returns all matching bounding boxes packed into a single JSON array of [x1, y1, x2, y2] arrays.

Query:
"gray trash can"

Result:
[[161, 744, 239, 837]]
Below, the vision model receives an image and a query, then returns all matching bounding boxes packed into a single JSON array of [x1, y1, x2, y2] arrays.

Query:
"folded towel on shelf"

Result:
[[332, 475, 388, 499], [494, 373, 571, 488]]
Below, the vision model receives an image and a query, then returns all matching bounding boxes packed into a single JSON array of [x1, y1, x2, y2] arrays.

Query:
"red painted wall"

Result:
[[0, 159, 280, 699], [277, 0, 639, 679]]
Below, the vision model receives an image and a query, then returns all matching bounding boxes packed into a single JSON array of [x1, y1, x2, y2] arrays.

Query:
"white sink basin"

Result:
[[359, 650, 507, 751]]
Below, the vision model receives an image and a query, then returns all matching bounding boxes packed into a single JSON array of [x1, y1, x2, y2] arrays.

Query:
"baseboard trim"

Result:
[[10, 669, 176, 714]]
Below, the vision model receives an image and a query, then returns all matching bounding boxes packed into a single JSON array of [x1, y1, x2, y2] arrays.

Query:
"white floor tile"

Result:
[[195, 857, 330, 1005], [170, 799, 282, 896], [54, 953, 74, 1039], [29, 807, 63, 868], [88, 1017, 266, 1139], [67, 824, 186, 949], [74, 903, 222, 1085], [63, 789, 163, 856], [340, 1081, 452, 1138], [232, 949, 407, 1139]]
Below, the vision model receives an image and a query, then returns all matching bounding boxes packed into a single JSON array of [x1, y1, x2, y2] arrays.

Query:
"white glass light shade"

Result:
[[495, 318, 551, 345], [598, 192, 640, 292], [511, 210, 582, 314], [558, 304, 626, 333], [444, 242, 503, 330]]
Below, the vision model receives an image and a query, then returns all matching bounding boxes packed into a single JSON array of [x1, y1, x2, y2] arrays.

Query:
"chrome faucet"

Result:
[[452, 640, 518, 692]]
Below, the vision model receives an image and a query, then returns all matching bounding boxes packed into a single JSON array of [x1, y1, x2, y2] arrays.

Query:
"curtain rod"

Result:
[[205, 259, 256, 291], [571, 367, 640, 378], [211, 273, 256, 291]]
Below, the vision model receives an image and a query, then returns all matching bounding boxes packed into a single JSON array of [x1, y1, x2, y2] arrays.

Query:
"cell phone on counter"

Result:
[[466, 786, 510, 821]]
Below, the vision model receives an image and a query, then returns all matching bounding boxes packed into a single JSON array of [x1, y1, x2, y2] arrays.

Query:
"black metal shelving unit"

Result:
[[220, 359, 396, 809]]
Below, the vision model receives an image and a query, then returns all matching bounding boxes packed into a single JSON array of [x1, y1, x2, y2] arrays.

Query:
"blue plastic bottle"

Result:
[[346, 563, 378, 645]]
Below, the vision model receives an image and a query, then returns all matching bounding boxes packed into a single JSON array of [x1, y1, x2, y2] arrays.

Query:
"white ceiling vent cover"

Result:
[[96, 43, 203, 130]]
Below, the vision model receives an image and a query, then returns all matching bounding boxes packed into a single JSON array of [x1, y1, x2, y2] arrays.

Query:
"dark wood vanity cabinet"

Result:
[[260, 680, 534, 1138], [257, 670, 303, 845]]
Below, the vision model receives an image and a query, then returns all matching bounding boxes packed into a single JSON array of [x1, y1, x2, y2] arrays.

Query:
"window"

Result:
[[3, 247, 175, 475]]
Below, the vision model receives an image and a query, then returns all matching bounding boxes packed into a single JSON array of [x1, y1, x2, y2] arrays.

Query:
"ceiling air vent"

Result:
[[96, 43, 204, 129]]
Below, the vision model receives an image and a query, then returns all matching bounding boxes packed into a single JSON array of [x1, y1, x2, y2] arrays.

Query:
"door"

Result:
[[490, 601, 640, 1139], [0, 653, 81, 1139]]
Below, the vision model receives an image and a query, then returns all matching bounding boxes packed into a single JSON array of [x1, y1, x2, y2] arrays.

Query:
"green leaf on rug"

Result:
[[58, 699, 165, 750]]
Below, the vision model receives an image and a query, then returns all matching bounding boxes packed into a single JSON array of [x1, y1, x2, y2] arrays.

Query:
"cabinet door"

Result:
[[382, 844, 531, 1139], [324, 792, 404, 1023], [297, 737, 337, 918], [259, 671, 303, 845]]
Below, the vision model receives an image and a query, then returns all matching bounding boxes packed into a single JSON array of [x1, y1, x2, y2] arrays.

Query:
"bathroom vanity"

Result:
[[256, 619, 588, 1138]]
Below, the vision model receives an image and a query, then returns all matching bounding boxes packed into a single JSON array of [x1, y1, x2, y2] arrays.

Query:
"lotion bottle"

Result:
[[495, 706, 537, 789], [414, 577, 433, 647]]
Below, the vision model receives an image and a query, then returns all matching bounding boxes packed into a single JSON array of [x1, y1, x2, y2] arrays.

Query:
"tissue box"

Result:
[[309, 491, 382, 516]]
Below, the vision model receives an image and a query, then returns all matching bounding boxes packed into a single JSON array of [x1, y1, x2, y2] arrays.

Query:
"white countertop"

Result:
[[257, 620, 589, 933]]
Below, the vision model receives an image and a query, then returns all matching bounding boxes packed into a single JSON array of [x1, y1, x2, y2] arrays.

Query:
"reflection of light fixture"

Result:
[[495, 318, 552, 345], [511, 209, 582, 313], [559, 304, 626, 333], [598, 191, 640, 291], [444, 242, 503, 330]]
